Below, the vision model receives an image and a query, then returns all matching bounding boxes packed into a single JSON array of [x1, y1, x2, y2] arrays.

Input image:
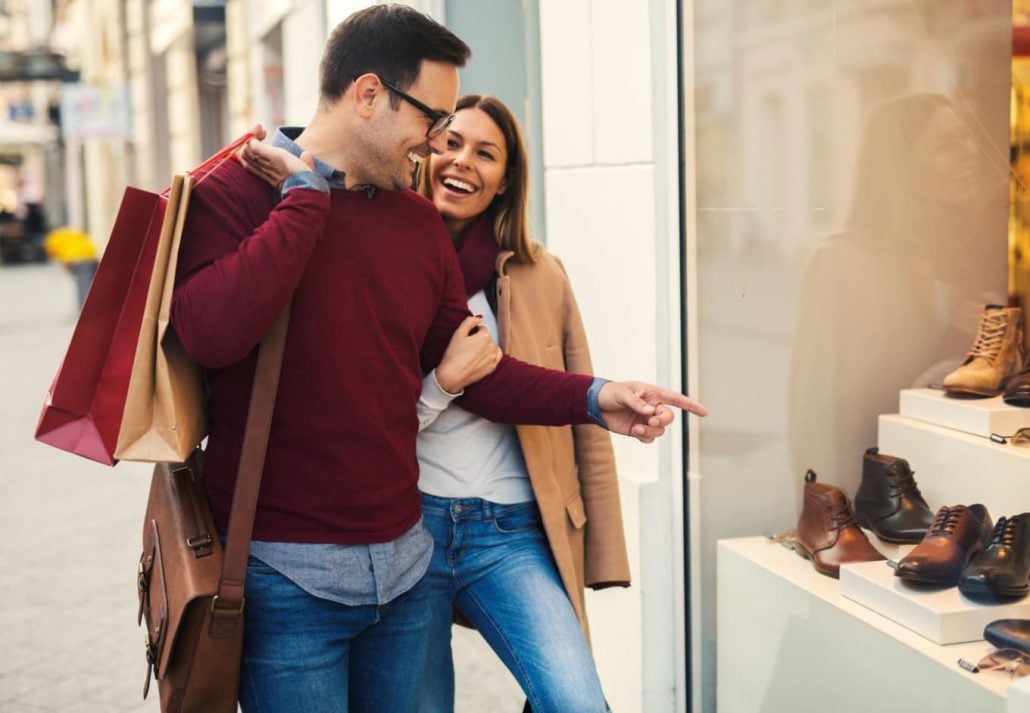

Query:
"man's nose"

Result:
[[428, 132, 448, 155]]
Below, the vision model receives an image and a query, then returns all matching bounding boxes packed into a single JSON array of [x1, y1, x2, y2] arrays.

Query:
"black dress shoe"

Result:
[[959, 513, 1030, 599], [985, 619, 1030, 655], [854, 448, 934, 544], [1004, 359, 1030, 407]]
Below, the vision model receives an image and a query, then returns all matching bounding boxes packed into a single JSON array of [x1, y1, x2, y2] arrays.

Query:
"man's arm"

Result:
[[420, 244, 706, 441], [172, 152, 325, 368]]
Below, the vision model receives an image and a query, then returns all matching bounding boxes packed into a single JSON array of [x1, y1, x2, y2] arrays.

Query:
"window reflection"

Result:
[[787, 93, 1007, 496]]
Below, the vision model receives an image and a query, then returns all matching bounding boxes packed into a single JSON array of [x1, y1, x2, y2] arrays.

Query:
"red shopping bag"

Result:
[[35, 133, 254, 465]]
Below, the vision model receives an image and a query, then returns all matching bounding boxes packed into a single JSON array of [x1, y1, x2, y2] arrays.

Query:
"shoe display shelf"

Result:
[[898, 388, 1030, 442], [878, 407, 1030, 528], [717, 392, 1030, 712], [718, 537, 1012, 713]]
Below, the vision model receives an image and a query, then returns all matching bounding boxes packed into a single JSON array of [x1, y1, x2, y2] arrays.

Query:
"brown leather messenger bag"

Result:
[[136, 308, 289, 712]]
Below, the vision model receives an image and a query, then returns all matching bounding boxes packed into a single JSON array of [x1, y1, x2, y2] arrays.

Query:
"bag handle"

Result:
[[210, 305, 290, 630], [161, 131, 256, 197]]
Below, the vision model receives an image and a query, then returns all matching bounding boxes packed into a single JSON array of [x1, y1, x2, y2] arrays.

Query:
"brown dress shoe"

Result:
[[894, 504, 993, 586], [795, 470, 886, 578]]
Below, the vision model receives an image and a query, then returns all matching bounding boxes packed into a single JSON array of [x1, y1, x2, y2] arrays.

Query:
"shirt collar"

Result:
[[272, 127, 346, 188]]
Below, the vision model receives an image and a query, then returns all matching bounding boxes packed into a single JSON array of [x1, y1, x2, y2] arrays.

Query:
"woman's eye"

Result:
[[478, 151, 496, 161], [447, 139, 459, 149]]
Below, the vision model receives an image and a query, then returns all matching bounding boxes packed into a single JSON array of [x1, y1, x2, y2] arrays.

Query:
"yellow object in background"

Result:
[[44, 227, 97, 264]]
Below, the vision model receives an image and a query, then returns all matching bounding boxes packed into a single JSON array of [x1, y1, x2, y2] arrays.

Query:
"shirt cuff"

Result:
[[587, 377, 609, 429], [425, 370, 463, 405], [281, 170, 330, 196]]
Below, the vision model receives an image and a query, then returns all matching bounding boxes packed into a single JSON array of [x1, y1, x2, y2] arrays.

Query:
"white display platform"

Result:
[[899, 388, 1030, 439], [862, 530, 915, 563], [878, 413, 1030, 518], [1010, 677, 1030, 713], [840, 559, 1030, 644], [718, 536, 1014, 713]]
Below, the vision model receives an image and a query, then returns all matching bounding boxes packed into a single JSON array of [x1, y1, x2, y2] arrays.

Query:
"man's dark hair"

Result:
[[319, 4, 471, 104]]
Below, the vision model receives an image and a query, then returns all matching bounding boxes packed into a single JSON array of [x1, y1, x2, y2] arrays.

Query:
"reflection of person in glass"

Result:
[[787, 93, 1005, 497]]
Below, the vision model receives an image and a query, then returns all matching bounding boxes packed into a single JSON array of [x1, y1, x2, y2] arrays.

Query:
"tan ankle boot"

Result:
[[943, 305, 1025, 397], [795, 470, 885, 578]]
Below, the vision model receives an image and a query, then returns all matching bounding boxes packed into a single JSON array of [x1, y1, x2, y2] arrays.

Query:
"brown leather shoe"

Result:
[[894, 504, 993, 586], [795, 470, 886, 578]]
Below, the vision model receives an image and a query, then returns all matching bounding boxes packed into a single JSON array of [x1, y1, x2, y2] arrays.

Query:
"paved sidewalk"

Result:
[[0, 263, 521, 712]]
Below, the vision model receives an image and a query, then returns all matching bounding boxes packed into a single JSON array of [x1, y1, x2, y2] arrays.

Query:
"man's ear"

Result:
[[351, 73, 382, 119]]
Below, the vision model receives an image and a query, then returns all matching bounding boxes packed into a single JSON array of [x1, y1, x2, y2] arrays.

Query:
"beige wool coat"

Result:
[[492, 247, 631, 644]]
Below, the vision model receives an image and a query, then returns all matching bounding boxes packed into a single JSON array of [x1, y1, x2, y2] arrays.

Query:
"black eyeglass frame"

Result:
[[374, 77, 455, 138]]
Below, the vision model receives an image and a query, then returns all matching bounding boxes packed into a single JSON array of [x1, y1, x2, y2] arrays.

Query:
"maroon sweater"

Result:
[[171, 161, 592, 543]]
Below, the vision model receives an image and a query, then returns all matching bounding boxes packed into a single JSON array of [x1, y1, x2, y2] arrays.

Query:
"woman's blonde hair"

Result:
[[418, 94, 539, 263]]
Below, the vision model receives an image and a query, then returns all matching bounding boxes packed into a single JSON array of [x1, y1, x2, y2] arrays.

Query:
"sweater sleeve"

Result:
[[417, 371, 461, 431], [419, 241, 592, 426], [171, 165, 330, 368]]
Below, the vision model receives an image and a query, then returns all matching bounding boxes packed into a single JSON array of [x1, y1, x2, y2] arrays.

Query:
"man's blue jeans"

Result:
[[418, 493, 608, 713], [239, 555, 432, 713]]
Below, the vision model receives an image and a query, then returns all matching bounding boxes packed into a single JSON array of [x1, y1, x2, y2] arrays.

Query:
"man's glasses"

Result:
[[958, 649, 1030, 677], [379, 78, 454, 138], [989, 427, 1030, 446]]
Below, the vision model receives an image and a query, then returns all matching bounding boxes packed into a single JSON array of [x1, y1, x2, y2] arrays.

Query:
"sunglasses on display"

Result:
[[958, 649, 1030, 678], [989, 427, 1030, 446]]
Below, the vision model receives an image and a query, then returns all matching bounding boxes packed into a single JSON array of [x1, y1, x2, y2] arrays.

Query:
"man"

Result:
[[172, 5, 706, 712]]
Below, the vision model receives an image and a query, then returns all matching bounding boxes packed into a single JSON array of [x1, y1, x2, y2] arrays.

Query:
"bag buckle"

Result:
[[137, 559, 149, 591], [186, 533, 212, 552], [210, 595, 245, 614], [143, 631, 158, 666]]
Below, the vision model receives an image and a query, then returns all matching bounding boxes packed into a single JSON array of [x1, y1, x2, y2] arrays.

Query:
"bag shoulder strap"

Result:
[[213, 307, 289, 613]]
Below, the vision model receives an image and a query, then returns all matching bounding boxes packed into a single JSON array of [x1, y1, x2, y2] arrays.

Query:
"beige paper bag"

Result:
[[115, 174, 206, 462]]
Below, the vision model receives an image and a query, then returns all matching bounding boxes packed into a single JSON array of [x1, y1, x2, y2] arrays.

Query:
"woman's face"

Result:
[[429, 107, 509, 231]]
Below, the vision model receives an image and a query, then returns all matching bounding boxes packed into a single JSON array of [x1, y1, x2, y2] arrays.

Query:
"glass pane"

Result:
[[691, 1, 1012, 708]]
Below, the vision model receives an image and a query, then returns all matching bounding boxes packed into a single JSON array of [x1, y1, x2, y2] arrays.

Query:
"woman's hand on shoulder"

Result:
[[435, 315, 502, 393], [237, 134, 314, 189]]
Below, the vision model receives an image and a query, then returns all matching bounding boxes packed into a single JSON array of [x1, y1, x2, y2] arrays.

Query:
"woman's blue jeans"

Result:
[[418, 493, 608, 713], [239, 555, 433, 713]]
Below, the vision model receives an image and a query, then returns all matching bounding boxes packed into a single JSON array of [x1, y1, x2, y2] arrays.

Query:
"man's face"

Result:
[[360, 61, 459, 190]]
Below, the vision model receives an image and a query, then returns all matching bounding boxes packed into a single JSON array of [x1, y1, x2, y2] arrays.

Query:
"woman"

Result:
[[240, 94, 629, 713], [412, 95, 629, 713]]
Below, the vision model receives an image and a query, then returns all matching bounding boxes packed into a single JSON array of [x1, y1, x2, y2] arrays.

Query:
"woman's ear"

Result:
[[497, 176, 508, 195]]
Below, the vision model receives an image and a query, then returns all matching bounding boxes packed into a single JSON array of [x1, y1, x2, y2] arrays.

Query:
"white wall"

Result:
[[539, 0, 685, 710], [282, 0, 325, 124]]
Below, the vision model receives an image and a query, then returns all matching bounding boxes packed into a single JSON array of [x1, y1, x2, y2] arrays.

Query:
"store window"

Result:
[[689, 0, 1016, 710]]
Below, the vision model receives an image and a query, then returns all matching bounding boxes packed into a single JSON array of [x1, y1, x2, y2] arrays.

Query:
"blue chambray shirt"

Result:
[[248, 127, 609, 607]]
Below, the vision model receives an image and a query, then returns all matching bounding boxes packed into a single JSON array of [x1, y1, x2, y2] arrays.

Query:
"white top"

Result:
[[416, 290, 534, 504]]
